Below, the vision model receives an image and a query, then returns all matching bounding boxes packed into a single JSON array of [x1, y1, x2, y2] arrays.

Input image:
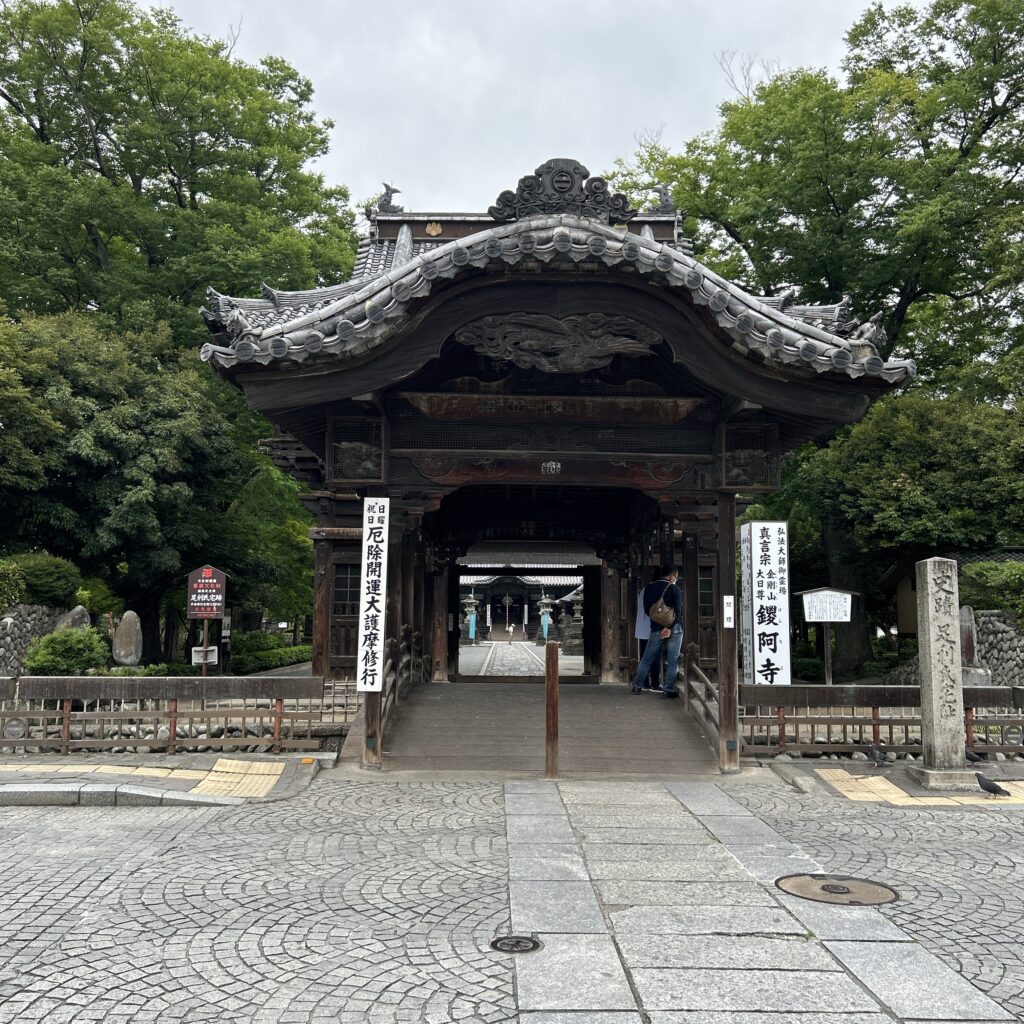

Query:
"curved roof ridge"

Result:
[[200, 214, 914, 384]]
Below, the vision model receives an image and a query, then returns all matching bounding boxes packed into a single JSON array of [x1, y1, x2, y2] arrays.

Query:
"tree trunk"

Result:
[[822, 516, 874, 678]]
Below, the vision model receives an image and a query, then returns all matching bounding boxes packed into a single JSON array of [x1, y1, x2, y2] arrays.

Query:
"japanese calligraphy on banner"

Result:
[[356, 498, 390, 693], [740, 522, 791, 686]]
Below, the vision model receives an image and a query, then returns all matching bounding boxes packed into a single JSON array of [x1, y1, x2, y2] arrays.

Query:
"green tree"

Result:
[[614, 0, 1024, 381], [0, 0, 357, 341], [615, 0, 1024, 673], [0, 312, 312, 659]]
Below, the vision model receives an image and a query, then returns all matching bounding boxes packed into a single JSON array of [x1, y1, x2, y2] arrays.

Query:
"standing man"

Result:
[[633, 587, 662, 691], [630, 565, 683, 699]]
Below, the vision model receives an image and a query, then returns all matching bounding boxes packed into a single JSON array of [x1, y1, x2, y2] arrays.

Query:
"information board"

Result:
[[356, 498, 390, 693], [187, 565, 227, 620], [801, 589, 853, 622], [740, 522, 791, 685]]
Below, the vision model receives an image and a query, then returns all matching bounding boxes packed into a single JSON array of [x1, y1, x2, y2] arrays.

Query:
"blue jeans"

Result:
[[632, 624, 683, 693]]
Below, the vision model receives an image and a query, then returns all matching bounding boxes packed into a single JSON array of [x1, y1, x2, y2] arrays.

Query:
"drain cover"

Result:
[[776, 873, 899, 906], [490, 935, 542, 954]]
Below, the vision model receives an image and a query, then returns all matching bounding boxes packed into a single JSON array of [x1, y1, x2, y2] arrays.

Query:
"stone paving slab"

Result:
[[610, 905, 808, 936], [774, 894, 912, 941], [574, 826, 715, 844], [699, 814, 789, 841], [667, 784, 755, 816], [520, 1013, 642, 1024], [647, 1014, 893, 1024], [513, 934, 635, 1011], [595, 880, 777, 907], [510, 847, 590, 881], [633, 967, 880, 1013], [581, 841, 730, 862], [509, 880, 606, 933], [506, 813, 575, 844], [825, 941, 1014, 1020], [615, 934, 841, 971]]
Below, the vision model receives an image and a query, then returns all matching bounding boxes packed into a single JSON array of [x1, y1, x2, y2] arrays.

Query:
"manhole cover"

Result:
[[490, 935, 542, 954], [776, 873, 899, 906]]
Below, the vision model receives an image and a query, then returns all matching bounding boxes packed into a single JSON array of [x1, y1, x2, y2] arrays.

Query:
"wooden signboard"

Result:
[[187, 565, 227, 620]]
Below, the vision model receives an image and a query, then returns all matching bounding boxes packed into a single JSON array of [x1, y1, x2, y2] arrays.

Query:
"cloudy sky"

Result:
[[153, 0, 902, 212]]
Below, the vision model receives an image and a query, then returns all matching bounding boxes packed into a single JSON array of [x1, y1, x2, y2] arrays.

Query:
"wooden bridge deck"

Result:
[[381, 681, 720, 775]]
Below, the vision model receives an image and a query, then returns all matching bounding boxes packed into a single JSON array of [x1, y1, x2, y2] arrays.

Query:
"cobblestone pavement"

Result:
[[729, 774, 1024, 1019], [0, 776, 514, 1024], [1, 768, 1022, 1021]]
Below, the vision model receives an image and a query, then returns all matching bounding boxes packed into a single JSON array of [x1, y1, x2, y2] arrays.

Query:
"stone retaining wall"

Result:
[[0, 604, 65, 678], [886, 608, 1024, 687]]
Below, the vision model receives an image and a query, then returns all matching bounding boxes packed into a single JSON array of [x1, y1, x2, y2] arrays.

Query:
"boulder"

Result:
[[56, 605, 91, 631], [112, 610, 143, 666]]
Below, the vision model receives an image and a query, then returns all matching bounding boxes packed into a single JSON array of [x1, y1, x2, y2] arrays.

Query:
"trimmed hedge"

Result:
[[231, 644, 312, 675], [24, 627, 109, 675], [7, 553, 82, 607], [106, 662, 199, 676], [231, 630, 287, 656]]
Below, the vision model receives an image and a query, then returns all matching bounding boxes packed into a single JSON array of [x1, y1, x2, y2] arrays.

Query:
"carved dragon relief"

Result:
[[453, 312, 662, 374]]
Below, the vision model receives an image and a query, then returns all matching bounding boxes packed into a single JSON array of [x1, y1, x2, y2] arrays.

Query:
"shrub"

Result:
[[790, 657, 825, 682], [24, 627, 109, 675], [961, 561, 1024, 622], [106, 662, 198, 676], [76, 577, 124, 618], [7, 553, 82, 607], [0, 561, 26, 609], [231, 630, 287, 656], [231, 644, 312, 675]]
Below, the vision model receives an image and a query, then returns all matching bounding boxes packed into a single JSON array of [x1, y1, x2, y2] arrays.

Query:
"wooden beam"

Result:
[[716, 491, 740, 773], [683, 533, 699, 653]]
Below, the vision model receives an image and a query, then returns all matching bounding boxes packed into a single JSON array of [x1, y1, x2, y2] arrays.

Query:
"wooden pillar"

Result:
[[716, 491, 739, 772], [312, 540, 332, 681], [600, 561, 621, 683], [447, 562, 460, 677], [432, 570, 448, 681], [683, 533, 699, 650], [401, 530, 415, 631], [582, 565, 601, 677]]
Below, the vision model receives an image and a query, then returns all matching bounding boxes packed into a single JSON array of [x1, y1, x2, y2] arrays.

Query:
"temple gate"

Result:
[[200, 157, 913, 771]]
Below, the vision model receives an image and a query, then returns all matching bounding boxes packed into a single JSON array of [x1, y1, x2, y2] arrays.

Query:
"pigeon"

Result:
[[965, 746, 985, 763], [976, 773, 1011, 798], [868, 743, 888, 768]]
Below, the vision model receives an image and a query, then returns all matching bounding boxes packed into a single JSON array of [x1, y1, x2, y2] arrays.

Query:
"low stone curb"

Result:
[[0, 781, 244, 807]]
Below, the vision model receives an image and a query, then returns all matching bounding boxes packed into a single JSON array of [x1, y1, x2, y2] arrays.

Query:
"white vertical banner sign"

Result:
[[356, 498, 390, 692], [740, 524, 754, 685], [741, 521, 791, 685]]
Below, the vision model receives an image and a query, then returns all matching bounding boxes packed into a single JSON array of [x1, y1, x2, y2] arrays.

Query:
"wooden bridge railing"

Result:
[[684, 642, 721, 750], [739, 684, 1024, 756], [0, 675, 345, 755]]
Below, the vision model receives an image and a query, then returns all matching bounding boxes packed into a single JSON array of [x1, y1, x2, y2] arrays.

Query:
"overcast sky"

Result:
[[152, 0, 903, 212]]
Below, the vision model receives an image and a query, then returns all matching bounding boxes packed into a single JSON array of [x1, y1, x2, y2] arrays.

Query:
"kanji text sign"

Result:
[[187, 565, 227, 620], [802, 590, 853, 623], [740, 522, 791, 685], [356, 498, 390, 693]]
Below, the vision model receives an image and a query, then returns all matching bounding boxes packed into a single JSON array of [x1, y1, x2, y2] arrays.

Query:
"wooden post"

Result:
[[777, 705, 786, 753], [965, 705, 975, 749], [872, 704, 881, 746], [683, 533, 699, 654], [432, 571, 448, 681], [168, 698, 178, 755], [61, 698, 71, 756], [312, 539, 332, 680], [545, 640, 559, 778], [363, 691, 382, 768], [600, 562, 620, 683], [717, 490, 739, 772], [272, 697, 283, 754], [823, 622, 833, 686], [201, 619, 209, 678]]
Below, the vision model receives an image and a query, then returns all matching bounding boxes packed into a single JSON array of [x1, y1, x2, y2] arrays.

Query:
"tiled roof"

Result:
[[201, 206, 913, 385]]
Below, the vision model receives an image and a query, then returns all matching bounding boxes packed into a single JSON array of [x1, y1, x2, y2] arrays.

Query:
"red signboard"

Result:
[[186, 565, 227, 620]]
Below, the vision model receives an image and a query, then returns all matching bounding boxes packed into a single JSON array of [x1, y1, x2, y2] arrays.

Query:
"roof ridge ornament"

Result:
[[488, 158, 637, 224]]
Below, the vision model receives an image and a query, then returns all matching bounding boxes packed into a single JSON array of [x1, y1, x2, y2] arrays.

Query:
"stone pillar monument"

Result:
[[908, 557, 972, 790]]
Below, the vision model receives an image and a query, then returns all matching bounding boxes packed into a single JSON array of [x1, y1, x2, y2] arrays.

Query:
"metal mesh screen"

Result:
[[330, 418, 383, 482]]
